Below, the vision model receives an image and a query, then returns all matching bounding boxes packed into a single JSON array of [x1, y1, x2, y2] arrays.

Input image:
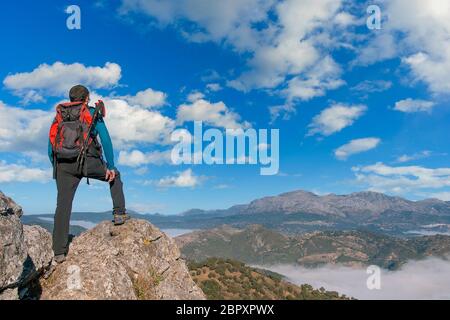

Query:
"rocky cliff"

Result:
[[0, 191, 205, 300], [0, 191, 53, 299]]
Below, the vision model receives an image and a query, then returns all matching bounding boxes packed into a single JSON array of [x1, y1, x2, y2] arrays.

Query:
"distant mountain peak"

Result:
[[213, 189, 450, 218], [349, 190, 389, 197], [278, 190, 318, 198], [180, 208, 207, 216], [417, 198, 447, 204]]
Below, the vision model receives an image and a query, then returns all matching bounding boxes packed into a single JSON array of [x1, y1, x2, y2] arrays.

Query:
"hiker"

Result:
[[48, 85, 129, 263]]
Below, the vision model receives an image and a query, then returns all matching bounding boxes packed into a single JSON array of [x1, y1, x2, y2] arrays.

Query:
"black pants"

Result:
[[52, 157, 126, 255]]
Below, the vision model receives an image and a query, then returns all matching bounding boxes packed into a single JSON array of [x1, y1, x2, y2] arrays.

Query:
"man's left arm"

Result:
[[95, 116, 116, 171]]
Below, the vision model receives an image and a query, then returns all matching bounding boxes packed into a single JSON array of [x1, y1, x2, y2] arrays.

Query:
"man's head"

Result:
[[69, 85, 90, 102]]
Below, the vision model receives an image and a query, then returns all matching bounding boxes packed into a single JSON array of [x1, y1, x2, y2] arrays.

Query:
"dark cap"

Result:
[[69, 85, 90, 102]]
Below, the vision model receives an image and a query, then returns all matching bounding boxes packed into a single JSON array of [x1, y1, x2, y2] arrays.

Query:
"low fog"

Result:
[[258, 258, 450, 300]]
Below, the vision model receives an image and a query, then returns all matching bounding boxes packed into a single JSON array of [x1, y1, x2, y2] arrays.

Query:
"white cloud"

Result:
[[23, 151, 50, 164], [128, 202, 165, 213], [262, 258, 450, 300], [213, 184, 231, 190], [0, 101, 53, 154], [90, 93, 175, 148], [3, 62, 121, 102], [428, 192, 450, 201], [119, 0, 275, 48], [206, 83, 222, 92], [353, 162, 450, 194], [157, 168, 202, 188], [133, 167, 149, 176], [282, 56, 345, 102], [227, 0, 346, 101], [351, 80, 393, 94], [356, 0, 450, 95], [307, 103, 367, 137], [120, 0, 350, 109], [186, 91, 205, 103], [177, 97, 250, 129], [201, 70, 221, 82], [0, 161, 51, 183], [403, 51, 450, 95], [118, 149, 172, 167], [20, 90, 46, 105], [354, 33, 398, 66], [335, 138, 381, 160], [116, 88, 167, 109], [333, 11, 357, 27], [396, 150, 432, 163], [0, 93, 175, 167], [394, 98, 435, 113], [391, 0, 450, 95], [0, 60, 176, 173], [269, 104, 296, 123]]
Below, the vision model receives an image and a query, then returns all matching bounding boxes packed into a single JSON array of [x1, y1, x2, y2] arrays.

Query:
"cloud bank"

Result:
[[260, 258, 450, 300], [0, 161, 51, 183], [119, 0, 352, 115], [353, 162, 450, 196]]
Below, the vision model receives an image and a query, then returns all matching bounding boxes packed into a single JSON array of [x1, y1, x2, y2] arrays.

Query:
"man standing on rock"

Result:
[[48, 85, 129, 263]]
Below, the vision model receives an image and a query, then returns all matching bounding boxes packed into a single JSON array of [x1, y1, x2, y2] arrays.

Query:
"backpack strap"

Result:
[[52, 151, 57, 180], [76, 101, 104, 184]]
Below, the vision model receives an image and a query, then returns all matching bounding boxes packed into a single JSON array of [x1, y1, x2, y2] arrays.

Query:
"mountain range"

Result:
[[144, 190, 450, 236], [183, 190, 450, 217], [22, 190, 450, 237], [176, 224, 450, 270]]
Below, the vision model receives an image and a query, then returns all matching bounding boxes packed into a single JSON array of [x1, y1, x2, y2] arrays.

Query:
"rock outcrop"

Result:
[[0, 191, 53, 300], [1, 191, 205, 300], [40, 219, 205, 300]]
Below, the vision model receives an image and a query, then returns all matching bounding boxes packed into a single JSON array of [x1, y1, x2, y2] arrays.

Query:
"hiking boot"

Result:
[[54, 254, 66, 264], [113, 213, 130, 226]]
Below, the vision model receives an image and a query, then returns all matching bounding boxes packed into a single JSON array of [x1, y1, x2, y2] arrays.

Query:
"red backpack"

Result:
[[49, 101, 96, 160]]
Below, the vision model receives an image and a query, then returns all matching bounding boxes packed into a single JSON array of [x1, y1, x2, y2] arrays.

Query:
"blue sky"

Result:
[[1, 0, 450, 215]]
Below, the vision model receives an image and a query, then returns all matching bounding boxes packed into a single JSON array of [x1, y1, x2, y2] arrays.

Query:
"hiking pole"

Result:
[[76, 101, 104, 179]]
